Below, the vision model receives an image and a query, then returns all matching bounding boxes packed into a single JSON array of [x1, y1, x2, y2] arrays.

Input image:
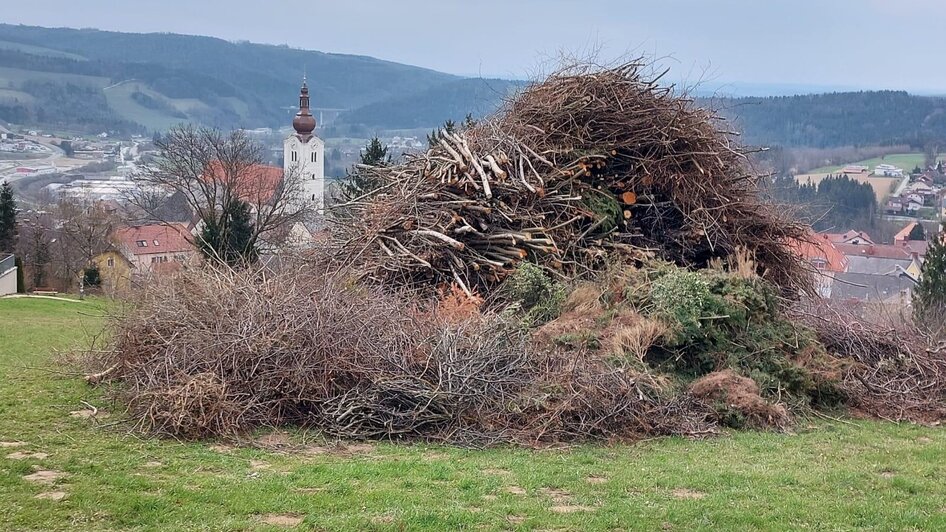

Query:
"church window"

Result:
[[107, 257, 114, 268], [311, 152, 316, 163], [312, 194, 316, 201]]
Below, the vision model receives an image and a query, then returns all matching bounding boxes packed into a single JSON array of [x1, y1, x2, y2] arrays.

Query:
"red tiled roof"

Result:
[[115, 223, 193, 257], [893, 222, 921, 244], [834, 243, 914, 260], [789, 233, 849, 273], [823, 230, 874, 244], [204, 162, 284, 204]]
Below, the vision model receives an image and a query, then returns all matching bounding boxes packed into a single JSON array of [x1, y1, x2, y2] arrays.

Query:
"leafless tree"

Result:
[[130, 126, 314, 263]]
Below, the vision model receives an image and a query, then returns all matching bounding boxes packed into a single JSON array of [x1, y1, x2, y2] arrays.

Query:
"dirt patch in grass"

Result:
[[541, 487, 595, 513], [69, 408, 106, 419], [550, 504, 594, 513], [0, 441, 26, 448], [7, 451, 48, 460], [142, 461, 163, 468], [504, 486, 527, 495], [35, 491, 68, 501], [254, 431, 294, 449], [23, 469, 68, 484], [586, 476, 608, 484], [671, 488, 706, 500], [260, 514, 304, 527]]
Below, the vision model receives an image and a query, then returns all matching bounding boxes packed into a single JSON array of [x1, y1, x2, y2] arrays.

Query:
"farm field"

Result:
[[2, 297, 946, 530], [810, 153, 934, 175]]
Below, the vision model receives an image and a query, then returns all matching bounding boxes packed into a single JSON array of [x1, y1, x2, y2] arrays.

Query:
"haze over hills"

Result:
[[0, 24, 474, 133], [1, 23, 946, 151]]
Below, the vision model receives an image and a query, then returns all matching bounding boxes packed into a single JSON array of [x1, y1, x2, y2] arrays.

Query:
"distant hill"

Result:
[[337, 78, 525, 129], [2, 25, 946, 150], [0, 24, 461, 134], [709, 91, 946, 148]]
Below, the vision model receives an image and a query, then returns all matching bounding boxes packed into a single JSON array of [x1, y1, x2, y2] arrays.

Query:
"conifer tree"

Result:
[[914, 231, 946, 325], [340, 137, 390, 200], [0, 181, 16, 253]]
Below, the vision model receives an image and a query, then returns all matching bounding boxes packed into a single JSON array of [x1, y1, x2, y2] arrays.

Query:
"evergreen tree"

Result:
[[360, 137, 390, 167], [908, 223, 926, 241], [426, 119, 457, 148], [0, 181, 16, 252], [914, 231, 946, 324], [340, 137, 390, 200], [198, 200, 257, 266]]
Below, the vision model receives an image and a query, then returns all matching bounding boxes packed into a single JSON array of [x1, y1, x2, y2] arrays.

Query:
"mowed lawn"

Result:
[[2, 298, 946, 530]]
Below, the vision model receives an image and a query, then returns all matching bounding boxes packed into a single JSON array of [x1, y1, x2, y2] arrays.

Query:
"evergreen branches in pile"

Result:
[[334, 62, 812, 296]]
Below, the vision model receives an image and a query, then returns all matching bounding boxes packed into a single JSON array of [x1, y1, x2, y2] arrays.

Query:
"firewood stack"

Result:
[[332, 62, 812, 296]]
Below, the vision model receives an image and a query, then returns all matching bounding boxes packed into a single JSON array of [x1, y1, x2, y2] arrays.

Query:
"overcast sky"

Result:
[[5, 0, 946, 93]]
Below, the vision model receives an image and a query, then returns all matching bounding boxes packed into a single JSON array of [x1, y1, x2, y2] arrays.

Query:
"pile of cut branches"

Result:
[[333, 62, 812, 296], [84, 266, 712, 443], [794, 302, 946, 423]]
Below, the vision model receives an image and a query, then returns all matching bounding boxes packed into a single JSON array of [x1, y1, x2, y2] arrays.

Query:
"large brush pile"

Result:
[[86, 266, 711, 442], [334, 62, 812, 295], [82, 63, 946, 443]]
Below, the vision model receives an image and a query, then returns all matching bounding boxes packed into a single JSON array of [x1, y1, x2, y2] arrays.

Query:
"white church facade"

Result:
[[283, 77, 325, 211]]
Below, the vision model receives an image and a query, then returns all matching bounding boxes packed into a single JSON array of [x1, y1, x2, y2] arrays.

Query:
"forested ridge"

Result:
[[711, 91, 946, 148], [2, 23, 946, 147]]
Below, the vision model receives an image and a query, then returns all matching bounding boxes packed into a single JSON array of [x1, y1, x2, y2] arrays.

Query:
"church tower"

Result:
[[284, 76, 325, 210]]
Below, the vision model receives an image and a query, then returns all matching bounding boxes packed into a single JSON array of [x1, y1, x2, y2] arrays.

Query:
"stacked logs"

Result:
[[332, 62, 813, 296]]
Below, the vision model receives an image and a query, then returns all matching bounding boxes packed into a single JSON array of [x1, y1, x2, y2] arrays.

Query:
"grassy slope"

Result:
[[2, 298, 946, 530]]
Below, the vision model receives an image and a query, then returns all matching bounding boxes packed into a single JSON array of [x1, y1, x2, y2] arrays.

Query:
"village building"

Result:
[[112, 223, 197, 273], [90, 249, 135, 293], [283, 76, 325, 211], [823, 230, 874, 245]]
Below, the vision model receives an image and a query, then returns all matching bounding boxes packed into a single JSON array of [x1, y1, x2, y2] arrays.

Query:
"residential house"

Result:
[[114, 223, 197, 274], [823, 230, 875, 245], [835, 243, 914, 275], [884, 198, 904, 214], [90, 249, 135, 293], [829, 271, 915, 304], [790, 233, 849, 298], [905, 192, 925, 206]]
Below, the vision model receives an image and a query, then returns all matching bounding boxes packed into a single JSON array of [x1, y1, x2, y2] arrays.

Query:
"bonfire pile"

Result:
[[334, 62, 812, 295]]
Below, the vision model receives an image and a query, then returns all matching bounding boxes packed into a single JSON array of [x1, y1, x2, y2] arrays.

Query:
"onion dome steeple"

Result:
[[292, 75, 316, 137]]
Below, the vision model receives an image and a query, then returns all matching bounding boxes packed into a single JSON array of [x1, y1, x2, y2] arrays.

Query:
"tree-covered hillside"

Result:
[[711, 91, 946, 148], [337, 78, 525, 129], [0, 24, 459, 133]]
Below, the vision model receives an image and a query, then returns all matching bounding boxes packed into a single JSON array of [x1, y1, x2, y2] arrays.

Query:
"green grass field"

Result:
[[811, 153, 943, 175], [2, 297, 946, 530]]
